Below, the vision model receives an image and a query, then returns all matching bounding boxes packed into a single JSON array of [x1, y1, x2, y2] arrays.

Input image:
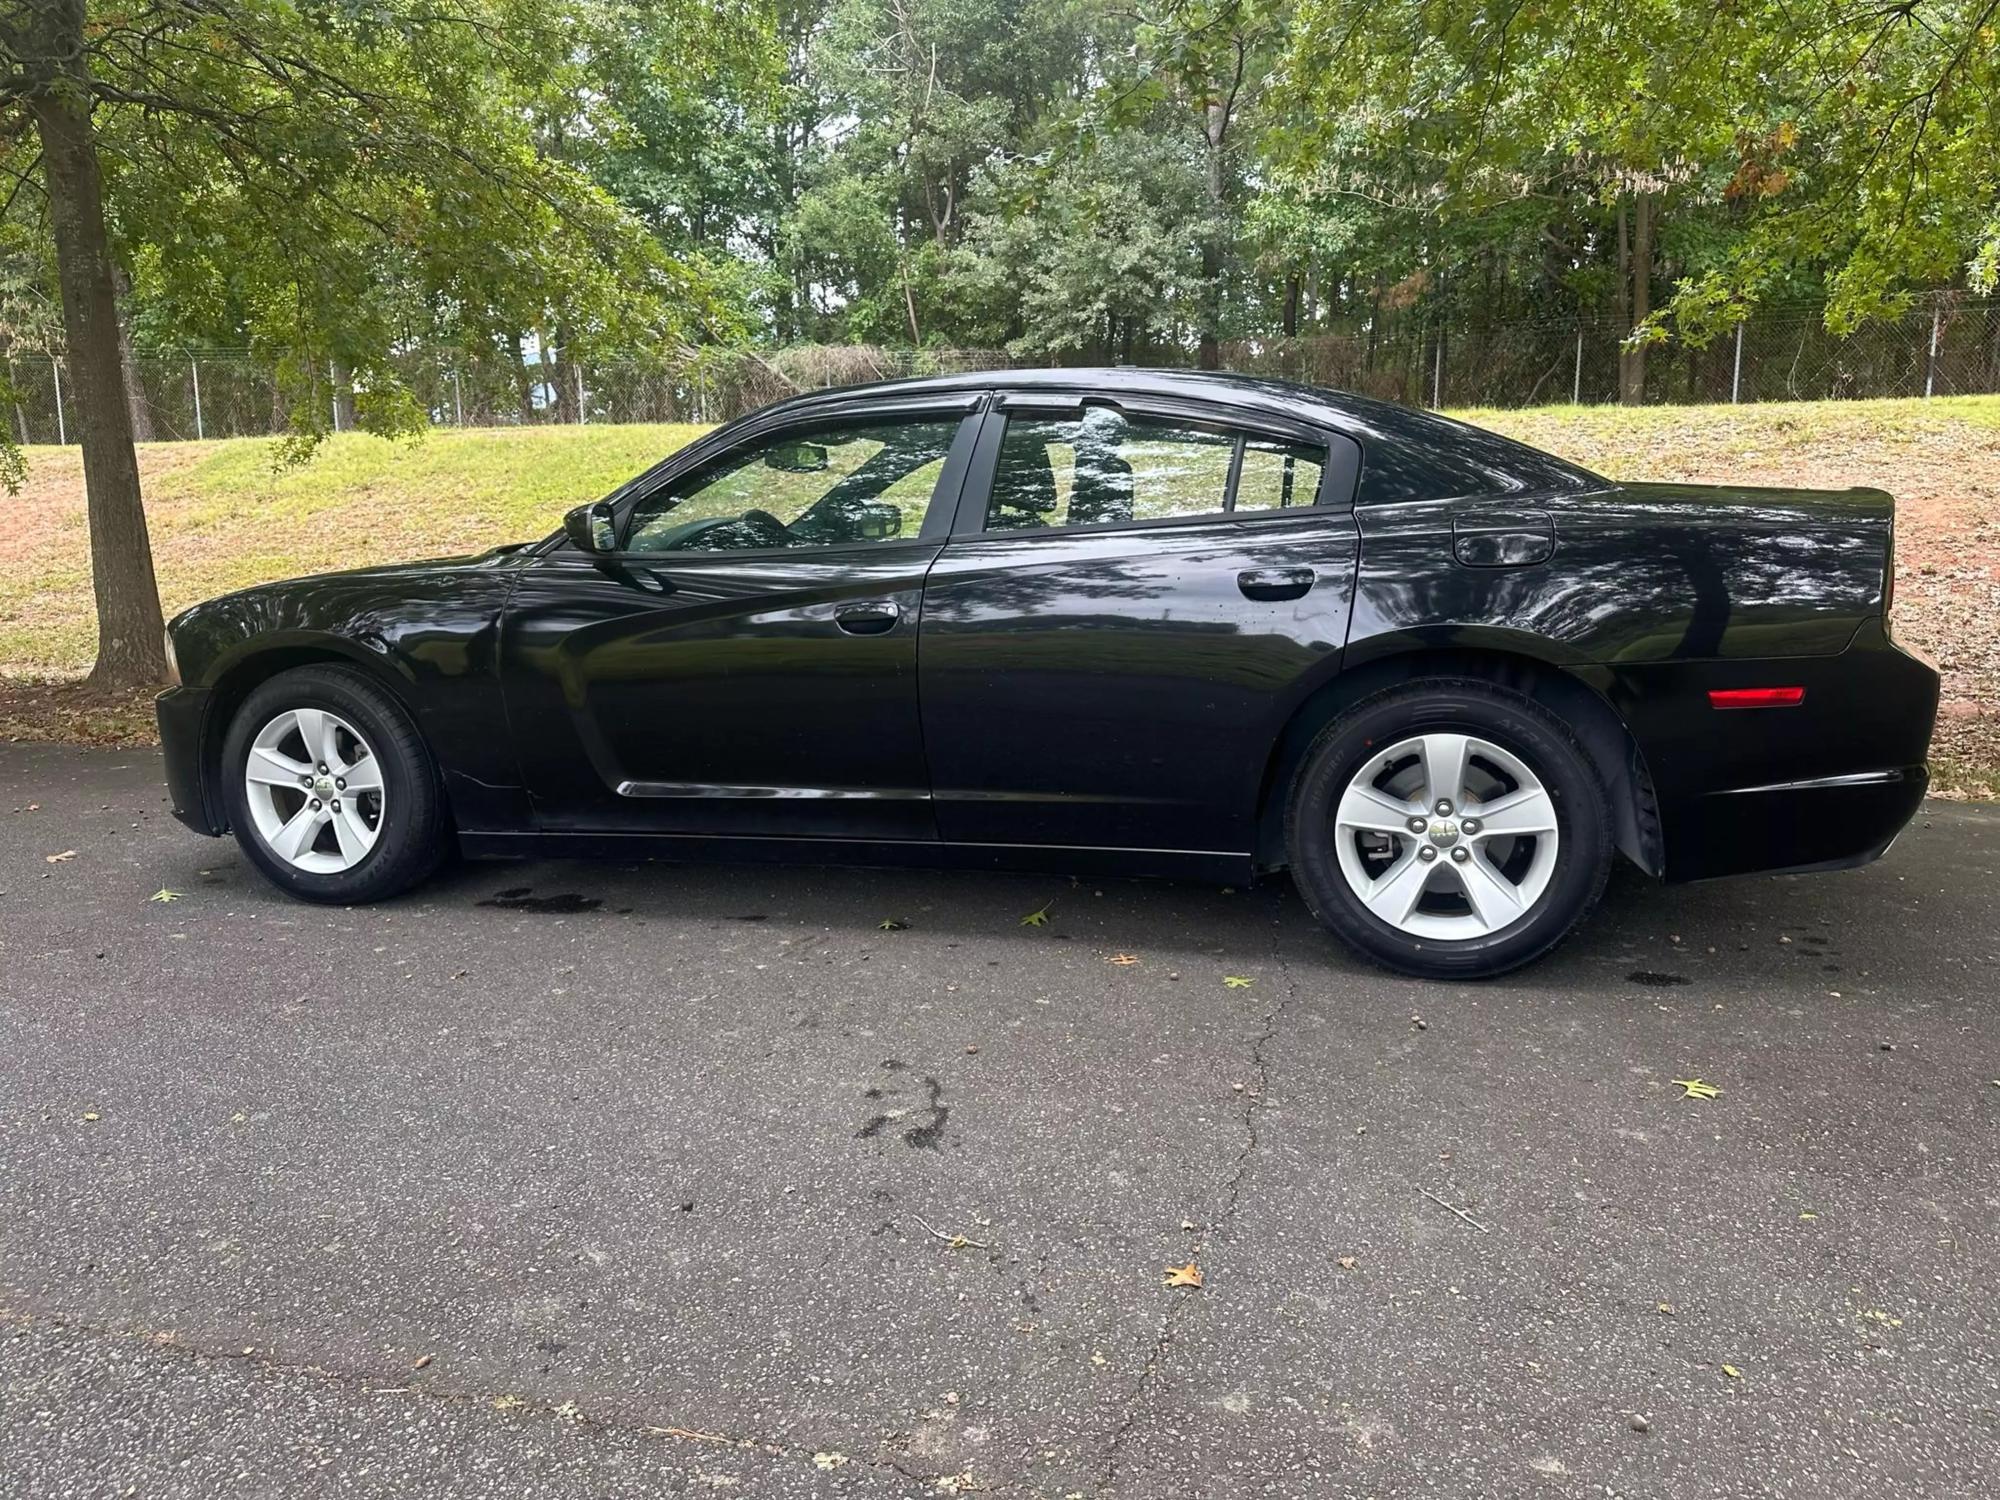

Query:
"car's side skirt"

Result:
[[457, 829, 1257, 886]]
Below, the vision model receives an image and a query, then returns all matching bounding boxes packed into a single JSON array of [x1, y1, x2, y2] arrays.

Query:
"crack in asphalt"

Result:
[[0, 1302, 946, 1490], [1096, 953, 1302, 1491]]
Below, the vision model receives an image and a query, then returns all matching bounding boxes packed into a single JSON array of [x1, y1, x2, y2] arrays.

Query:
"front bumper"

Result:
[[157, 685, 224, 835]]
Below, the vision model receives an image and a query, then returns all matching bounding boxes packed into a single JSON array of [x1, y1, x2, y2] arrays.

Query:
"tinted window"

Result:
[[986, 410, 1327, 532], [1235, 438, 1326, 510], [626, 420, 958, 553]]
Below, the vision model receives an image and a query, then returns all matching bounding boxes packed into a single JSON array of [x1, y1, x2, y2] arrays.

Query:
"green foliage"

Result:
[[6, 0, 1993, 411], [3, 0, 760, 463], [1278, 0, 2000, 339]]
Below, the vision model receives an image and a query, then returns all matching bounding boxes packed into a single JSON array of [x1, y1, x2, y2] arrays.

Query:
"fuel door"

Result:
[[1453, 508, 1556, 568]]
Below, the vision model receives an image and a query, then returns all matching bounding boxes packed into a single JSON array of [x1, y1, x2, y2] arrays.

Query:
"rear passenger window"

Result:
[[985, 409, 1327, 532], [1235, 438, 1325, 511]]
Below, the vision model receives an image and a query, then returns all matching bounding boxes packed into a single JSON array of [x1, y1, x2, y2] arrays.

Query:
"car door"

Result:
[[916, 395, 1361, 853], [501, 399, 982, 839]]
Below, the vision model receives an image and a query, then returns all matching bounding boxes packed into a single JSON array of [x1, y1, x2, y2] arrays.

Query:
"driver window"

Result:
[[625, 419, 960, 553]]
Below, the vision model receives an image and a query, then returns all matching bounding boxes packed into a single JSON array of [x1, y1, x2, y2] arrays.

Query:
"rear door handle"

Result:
[[834, 601, 901, 635], [1237, 566, 1317, 602]]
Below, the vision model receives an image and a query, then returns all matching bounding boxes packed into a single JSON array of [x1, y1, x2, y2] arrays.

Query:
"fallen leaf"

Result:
[[81, 1112, 100, 1122], [45, 850, 76, 863], [148, 888, 181, 903], [1108, 952, 1139, 965], [1721, 1364, 1743, 1379], [812, 1453, 849, 1471], [1020, 904, 1051, 927], [878, 918, 909, 931], [492, 1393, 524, 1411], [413, 1353, 433, 1370], [1222, 975, 1254, 988], [1163, 1262, 1203, 1289], [1337, 1256, 1357, 1270], [1657, 1302, 1675, 1315], [1671, 1078, 1721, 1100]]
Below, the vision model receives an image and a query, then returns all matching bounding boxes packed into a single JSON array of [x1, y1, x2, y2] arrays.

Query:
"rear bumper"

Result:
[[157, 686, 224, 836], [1682, 764, 1927, 880], [1602, 620, 1939, 882]]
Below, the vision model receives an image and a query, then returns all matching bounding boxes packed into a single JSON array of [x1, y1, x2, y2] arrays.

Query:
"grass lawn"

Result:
[[2, 398, 1994, 795]]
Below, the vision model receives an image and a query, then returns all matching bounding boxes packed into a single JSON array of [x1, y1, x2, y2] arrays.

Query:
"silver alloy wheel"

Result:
[[1332, 732, 1560, 941], [243, 707, 385, 873]]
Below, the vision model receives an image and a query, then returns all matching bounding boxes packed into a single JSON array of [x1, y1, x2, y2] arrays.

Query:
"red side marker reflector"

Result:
[[1709, 686, 1805, 709]]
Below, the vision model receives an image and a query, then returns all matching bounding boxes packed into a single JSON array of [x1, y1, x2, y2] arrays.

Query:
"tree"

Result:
[[1, 0, 737, 692], [1277, 0, 2000, 390]]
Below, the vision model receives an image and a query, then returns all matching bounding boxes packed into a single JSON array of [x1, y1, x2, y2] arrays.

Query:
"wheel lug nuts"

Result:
[[299, 774, 312, 786], [1435, 799, 1452, 815], [1462, 819, 1480, 834], [1408, 816, 1426, 833], [317, 763, 328, 774], [331, 800, 341, 812], [309, 798, 321, 811], [1419, 846, 1438, 862], [1451, 846, 1469, 863], [335, 778, 345, 790]]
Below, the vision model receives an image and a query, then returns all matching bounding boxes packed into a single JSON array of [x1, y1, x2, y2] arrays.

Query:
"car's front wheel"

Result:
[[1286, 679, 1613, 978], [221, 664, 450, 903]]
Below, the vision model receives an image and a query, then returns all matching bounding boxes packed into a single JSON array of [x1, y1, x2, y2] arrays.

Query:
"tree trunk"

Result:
[[330, 359, 356, 431], [20, 6, 167, 691], [1197, 100, 1228, 370], [1621, 192, 1653, 406], [509, 332, 535, 423], [110, 263, 154, 442], [1614, 197, 1631, 401]]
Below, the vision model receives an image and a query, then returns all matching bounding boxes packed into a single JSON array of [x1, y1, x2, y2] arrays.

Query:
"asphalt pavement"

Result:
[[2, 740, 1997, 1498]]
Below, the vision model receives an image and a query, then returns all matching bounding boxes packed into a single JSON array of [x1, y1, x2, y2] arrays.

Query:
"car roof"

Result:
[[764, 365, 1413, 433], [758, 366, 1604, 503]]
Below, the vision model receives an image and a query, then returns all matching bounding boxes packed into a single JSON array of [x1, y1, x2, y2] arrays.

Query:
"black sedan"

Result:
[[157, 370, 1939, 977]]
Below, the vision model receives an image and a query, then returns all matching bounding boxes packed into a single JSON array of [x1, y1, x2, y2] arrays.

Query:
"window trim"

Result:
[[950, 396, 1359, 540]]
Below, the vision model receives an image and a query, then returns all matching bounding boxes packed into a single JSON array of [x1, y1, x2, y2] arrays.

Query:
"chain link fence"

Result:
[[7, 300, 1999, 446]]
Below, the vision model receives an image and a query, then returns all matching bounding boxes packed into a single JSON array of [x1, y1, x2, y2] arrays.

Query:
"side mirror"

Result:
[[564, 501, 617, 554], [854, 501, 903, 539], [765, 441, 829, 474]]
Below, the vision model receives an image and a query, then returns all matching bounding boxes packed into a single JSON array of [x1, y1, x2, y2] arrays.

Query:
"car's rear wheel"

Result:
[[1286, 679, 1612, 978], [221, 664, 450, 903]]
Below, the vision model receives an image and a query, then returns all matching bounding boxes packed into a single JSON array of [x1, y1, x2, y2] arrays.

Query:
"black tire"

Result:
[[1285, 678, 1613, 979], [221, 664, 451, 904]]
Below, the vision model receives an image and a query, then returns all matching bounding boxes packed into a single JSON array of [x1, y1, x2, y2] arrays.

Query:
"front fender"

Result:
[[167, 558, 531, 832]]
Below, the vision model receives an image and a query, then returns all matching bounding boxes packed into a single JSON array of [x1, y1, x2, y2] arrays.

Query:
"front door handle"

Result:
[[835, 601, 901, 635], [1237, 566, 1317, 602]]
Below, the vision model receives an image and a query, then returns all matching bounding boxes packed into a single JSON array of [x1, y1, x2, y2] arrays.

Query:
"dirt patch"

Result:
[[0, 677, 157, 747]]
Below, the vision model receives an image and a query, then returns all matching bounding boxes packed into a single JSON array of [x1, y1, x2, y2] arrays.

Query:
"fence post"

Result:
[[574, 361, 586, 424], [1573, 327, 1584, 404], [5, 356, 22, 444], [1925, 306, 1941, 398], [52, 356, 66, 445], [190, 357, 205, 439], [453, 369, 464, 427], [1731, 321, 1744, 404], [1432, 337, 1443, 409], [329, 358, 340, 431]]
